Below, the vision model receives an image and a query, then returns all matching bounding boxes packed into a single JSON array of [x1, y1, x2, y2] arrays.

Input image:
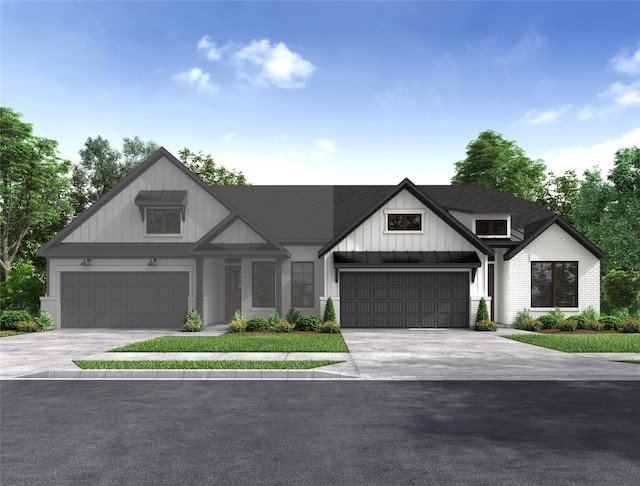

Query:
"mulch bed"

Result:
[[539, 329, 621, 334]]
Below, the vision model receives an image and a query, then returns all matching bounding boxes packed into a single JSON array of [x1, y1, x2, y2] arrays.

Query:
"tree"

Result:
[[451, 130, 547, 201], [70, 136, 159, 214], [0, 107, 72, 282], [178, 148, 249, 186], [538, 170, 581, 224]]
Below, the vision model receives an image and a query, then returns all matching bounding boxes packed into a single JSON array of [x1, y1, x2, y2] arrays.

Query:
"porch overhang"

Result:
[[332, 251, 482, 282]]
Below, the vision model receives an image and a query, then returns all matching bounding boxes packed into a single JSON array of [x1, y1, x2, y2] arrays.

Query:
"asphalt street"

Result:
[[1, 380, 639, 486]]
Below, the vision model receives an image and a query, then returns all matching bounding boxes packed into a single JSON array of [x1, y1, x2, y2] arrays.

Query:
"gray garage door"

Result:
[[61, 272, 189, 328], [340, 272, 469, 328]]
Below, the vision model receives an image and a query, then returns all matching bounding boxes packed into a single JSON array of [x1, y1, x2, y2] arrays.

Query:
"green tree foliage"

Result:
[[70, 136, 159, 214], [0, 107, 71, 281], [602, 270, 640, 310], [178, 148, 249, 186], [538, 170, 581, 224], [475, 297, 490, 322], [451, 130, 547, 201], [0, 259, 45, 311], [323, 297, 336, 323]]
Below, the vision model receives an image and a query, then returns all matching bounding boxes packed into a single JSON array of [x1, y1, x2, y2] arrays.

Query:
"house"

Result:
[[37, 148, 605, 329]]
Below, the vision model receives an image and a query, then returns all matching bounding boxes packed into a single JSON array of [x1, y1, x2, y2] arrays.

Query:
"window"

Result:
[[531, 262, 578, 307], [146, 208, 181, 234], [476, 220, 508, 236], [252, 262, 275, 307], [292, 262, 314, 307], [387, 214, 422, 231]]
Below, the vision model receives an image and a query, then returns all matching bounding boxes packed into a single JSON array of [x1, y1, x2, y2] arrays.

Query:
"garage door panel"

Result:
[[61, 272, 188, 329], [340, 271, 469, 328]]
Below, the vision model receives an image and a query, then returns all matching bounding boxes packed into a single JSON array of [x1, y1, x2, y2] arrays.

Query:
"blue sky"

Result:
[[2, 1, 639, 185]]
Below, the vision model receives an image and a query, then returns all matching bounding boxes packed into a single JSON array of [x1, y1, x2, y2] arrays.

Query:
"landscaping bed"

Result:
[[74, 359, 345, 370], [538, 329, 622, 334], [502, 333, 640, 353]]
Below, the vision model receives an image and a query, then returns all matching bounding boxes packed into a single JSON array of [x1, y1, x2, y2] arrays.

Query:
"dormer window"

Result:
[[135, 190, 187, 236], [146, 208, 181, 234], [476, 220, 508, 236]]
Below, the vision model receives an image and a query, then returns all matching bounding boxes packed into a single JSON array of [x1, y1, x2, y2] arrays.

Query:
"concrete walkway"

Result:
[[1, 327, 639, 380]]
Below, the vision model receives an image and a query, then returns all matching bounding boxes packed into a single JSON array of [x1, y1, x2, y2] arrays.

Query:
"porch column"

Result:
[[275, 258, 283, 317], [195, 256, 204, 318]]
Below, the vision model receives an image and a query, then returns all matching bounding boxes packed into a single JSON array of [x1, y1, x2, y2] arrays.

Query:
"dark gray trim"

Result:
[[196, 256, 204, 318], [275, 258, 283, 317], [135, 190, 187, 221], [318, 179, 494, 257], [38, 243, 194, 258], [504, 216, 606, 261]]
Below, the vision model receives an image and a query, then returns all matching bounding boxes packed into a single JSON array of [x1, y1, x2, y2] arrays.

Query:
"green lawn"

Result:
[[0, 331, 27, 338], [74, 359, 345, 370], [615, 360, 640, 365], [502, 333, 640, 353], [110, 333, 349, 353]]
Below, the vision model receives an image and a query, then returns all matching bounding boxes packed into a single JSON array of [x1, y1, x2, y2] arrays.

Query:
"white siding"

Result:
[[63, 156, 230, 243], [211, 220, 266, 244], [448, 210, 473, 231], [502, 223, 600, 325]]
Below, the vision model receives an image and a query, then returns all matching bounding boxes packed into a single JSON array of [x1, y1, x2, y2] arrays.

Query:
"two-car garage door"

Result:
[[340, 272, 469, 328], [61, 272, 189, 328]]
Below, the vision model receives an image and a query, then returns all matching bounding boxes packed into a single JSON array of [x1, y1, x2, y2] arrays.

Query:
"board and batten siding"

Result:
[[322, 190, 487, 298], [62, 156, 230, 243], [502, 223, 600, 325]]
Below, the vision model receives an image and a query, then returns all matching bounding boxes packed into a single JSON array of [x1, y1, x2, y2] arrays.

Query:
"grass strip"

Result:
[[614, 360, 640, 365], [0, 331, 28, 338], [502, 333, 640, 353], [74, 360, 345, 370], [110, 333, 349, 353]]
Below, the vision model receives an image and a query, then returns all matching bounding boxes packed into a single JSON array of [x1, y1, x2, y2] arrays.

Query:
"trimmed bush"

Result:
[[0, 310, 33, 331], [268, 313, 281, 328], [513, 308, 533, 328], [582, 306, 599, 321], [15, 321, 38, 332], [246, 317, 271, 332], [476, 297, 489, 323], [274, 321, 295, 333], [559, 319, 578, 331], [475, 319, 498, 331], [182, 308, 204, 332], [567, 315, 588, 329], [539, 314, 561, 329], [227, 320, 247, 333], [622, 318, 640, 333], [549, 308, 565, 322], [584, 320, 604, 331], [319, 321, 340, 334], [599, 315, 623, 331], [182, 322, 203, 332], [232, 310, 247, 324], [323, 297, 336, 323], [286, 308, 301, 325], [35, 310, 55, 331], [295, 314, 321, 332], [516, 318, 543, 332]]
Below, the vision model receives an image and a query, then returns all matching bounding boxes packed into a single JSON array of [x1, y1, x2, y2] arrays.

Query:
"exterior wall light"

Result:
[[80, 258, 92, 266], [148, 258, 158, 266]]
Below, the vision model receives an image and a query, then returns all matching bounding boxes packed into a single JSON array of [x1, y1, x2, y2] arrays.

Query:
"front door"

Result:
[[225, 266, 242, 321]]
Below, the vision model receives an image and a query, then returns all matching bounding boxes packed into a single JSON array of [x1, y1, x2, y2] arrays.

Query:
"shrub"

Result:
[[323, 297, 336, 323], [549, 308, 565, 321], [232, 310, 247, 324], [584, 320, 604, 331], [476, 297, 489, 323], [622, 318, 640, 333], [0, 260, 45, 313], [246, 317, 270, 332], [319, 321, 340, 334], [599, 315, 623, 331], [516, 318, 543, 332], [513, 308, 533, 328], [539, 314, 561, 329], [295, 314, 321, 332], [35, 310, 55, 331], [182, 308, 203, 332], [559, 319, 578, 331], [268, 313, 281, 328], [567, 315, 588, 329], [227, 320, 247, 333], [286, 308, 301, 325], [274, 320, 295, 333], [475, 319, 498, 331], [0, 310, 33, 331], [581, 306, 599, 322], [15, 321, 38, 332]]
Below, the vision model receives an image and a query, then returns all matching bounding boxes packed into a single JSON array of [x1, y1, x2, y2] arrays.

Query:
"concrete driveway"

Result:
[[1, 327, 639, 380]]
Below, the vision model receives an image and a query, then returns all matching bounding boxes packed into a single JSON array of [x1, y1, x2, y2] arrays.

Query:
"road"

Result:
[[1, 380, 639, 485]]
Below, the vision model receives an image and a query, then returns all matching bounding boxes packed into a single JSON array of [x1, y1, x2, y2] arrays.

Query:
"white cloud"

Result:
[[311, 138, 336, 158], [524, 104, 571, 125], [612, 45, 640, 75], [235, 39, 315, 88], [578, 106, 595, 121], [601, 80, 640, 107], [221, 132, 236, 143], [538, 127, 640, 178], [197, 35, 222, 61], [173, 67, 217, 93]]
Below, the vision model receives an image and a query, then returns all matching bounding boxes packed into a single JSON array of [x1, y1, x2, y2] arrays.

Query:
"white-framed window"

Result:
[[145, 208, 182, 235]]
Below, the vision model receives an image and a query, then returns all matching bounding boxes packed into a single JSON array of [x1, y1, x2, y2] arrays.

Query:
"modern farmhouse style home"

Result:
[[38, 148, 605, 329]]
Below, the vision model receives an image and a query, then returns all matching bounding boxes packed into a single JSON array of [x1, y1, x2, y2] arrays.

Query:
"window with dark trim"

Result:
[[291, 262, 314, 308], [531, 262, 578, 307], [476, 220, 508, 236], [252, 262, 275, 307], [146, 208, 181, 234], [387, 214, 422, 231]]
